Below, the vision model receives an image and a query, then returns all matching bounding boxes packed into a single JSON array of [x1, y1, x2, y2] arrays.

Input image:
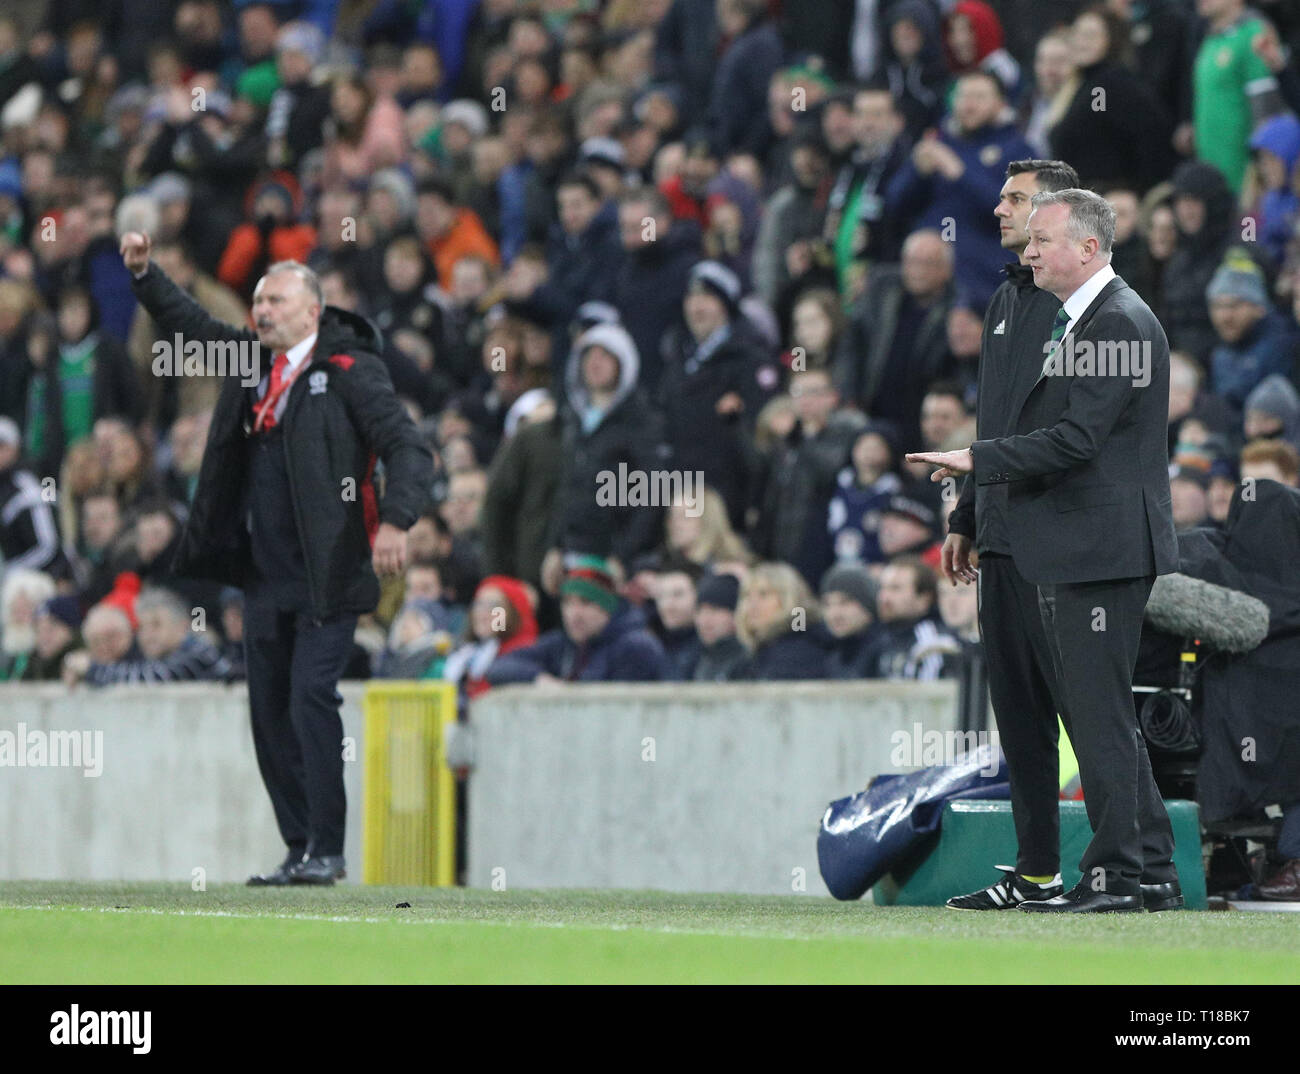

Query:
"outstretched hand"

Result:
[[905, 448, 973, 482], [120, 231, 152, 275]]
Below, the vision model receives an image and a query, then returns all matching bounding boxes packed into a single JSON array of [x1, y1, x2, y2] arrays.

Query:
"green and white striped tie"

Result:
[[1042, 307, 1070, 376], [1049, 307, 1070, 345]]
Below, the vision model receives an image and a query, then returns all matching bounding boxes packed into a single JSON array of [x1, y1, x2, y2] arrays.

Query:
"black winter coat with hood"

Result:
[[549, 322, 670, 563], [131, 262, 433, 620]]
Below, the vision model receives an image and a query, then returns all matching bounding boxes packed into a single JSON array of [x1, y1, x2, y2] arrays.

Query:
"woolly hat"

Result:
[[560, 555, 621, 615], [820, 563, 879, 615], [687, 260, 742, 315], [100, 572, 142, 631], [1206, 254, 1267, 307], [696, 573, 740, 612], [38, 595, 82, 632]]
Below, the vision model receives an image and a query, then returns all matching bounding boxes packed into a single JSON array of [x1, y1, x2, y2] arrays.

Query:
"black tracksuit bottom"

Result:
[[978, 554, 1177, 892]]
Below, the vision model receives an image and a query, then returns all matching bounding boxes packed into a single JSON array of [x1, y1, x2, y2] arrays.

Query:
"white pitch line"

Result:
[[0, 903, 829, 943]]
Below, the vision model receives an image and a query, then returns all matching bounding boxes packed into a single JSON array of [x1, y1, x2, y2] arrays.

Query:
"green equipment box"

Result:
[[872, 799, 1207, 909]]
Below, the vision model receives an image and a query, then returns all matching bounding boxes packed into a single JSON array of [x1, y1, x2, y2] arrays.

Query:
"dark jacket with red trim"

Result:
[[130, 262, 433, 620]]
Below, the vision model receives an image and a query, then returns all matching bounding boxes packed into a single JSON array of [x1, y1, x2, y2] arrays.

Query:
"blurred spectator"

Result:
[[876, 2, 948, 144], [0, 417, 67, 578], [1020, 28, 1075, 158], [62, 603, 134, 687], [1169, 465, 1211, 531], [217, 175, 317, 300], [752, 366, 862, 585], [1243, 375, 1300, 450], [22, 594, 83, 681], [374, 596, 456, 679], [441, 575, 538, 699], [1163, 161, 1237, 362], [838, 229, 954, 447], [219, 586, 246, 682], [1240, 437, 1300, 487], [651, 559, 701, 680], [416, 176, 500, 291], [481, 405, 562, 590], [266, 20, 332, 169], [613, 186, 701, 391], [545, 322, 667, 572], [691, 571, 747, 681], [660, 485, 752, 568], [658, 260, 779, 528], [1206, 254, 1294, 416], [22, 285, 141, 478], [826, 421, 906, 568], [872, 556, 957, 681], [513, 170, 621, 338], [1189, 0, 1283, 194], [943, 2, 1021, 100], [0, 568, 57, 681], [1246, 113, 1300, 267], [820, 562, 883, 680], [733, 561, 825, 680], [708, 0, 783, 157], [71, 586, 232, 685], [878, 494, 942, 563], [886, 71, 1033, 309], [825, 87, 909, 298], [322, 70, 406, 186], [1048, 5, 1174, 192], [488, 555, 669, 683]]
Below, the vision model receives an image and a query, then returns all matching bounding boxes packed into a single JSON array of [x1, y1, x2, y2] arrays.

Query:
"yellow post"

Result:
[[362, 681, 458, 886]]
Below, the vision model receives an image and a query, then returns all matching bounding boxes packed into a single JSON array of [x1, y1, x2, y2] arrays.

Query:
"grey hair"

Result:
[[1029, 188, 1115, 256], [260, 261, 324, 308], [134, 587, 191, 625]]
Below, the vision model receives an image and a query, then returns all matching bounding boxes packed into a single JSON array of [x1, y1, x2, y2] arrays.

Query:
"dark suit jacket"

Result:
[[969, 275, 1178, 585]]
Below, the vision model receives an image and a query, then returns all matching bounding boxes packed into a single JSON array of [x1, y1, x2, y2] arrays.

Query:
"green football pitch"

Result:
[[1, 882, 1296, 985]]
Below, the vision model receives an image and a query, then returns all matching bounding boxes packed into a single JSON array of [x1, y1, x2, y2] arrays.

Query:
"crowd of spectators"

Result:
[[1, 0, 1299, 698]]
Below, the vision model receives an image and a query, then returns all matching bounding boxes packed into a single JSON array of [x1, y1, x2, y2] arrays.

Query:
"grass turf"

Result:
[[1, 882, 1297, 984]]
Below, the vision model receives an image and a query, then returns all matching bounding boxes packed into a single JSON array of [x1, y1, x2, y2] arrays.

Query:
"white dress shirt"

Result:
[[1059, 261, 1116, 341]]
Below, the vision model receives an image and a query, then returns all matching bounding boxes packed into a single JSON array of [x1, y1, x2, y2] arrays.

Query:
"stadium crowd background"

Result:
[[0, 0, 1299, 695]]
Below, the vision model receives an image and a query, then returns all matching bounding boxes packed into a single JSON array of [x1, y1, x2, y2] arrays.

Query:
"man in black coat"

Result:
[[657, 261, 779, 528], [612, 187, 701, 393], [543, 323, 669, 586], [944, 158, 1079, 911], [121, 231, 433, 887], [911, 189, 1181, 913]]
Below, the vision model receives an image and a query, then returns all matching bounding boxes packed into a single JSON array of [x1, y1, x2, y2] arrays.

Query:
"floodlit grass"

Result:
[[1, 882, 1296, 984]]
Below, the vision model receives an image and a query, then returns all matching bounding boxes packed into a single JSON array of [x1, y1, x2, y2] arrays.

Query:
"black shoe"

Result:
[[946, 865, 1064, 910], [247, 851, 305, 887], [1140, 879, 1184, 912], [1018, 881, 1142, 913], [289, 855, 346, 885]]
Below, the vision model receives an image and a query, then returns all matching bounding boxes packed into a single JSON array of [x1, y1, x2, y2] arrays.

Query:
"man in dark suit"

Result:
[[940, 159, 1079, 912], [909, 188, 1182, 912], [121, 231, 433, 887]]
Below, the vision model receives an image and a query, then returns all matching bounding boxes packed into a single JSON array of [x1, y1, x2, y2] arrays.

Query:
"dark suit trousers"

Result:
[[244, 594, 357, 859], [977, 554, 1071, 876], [1035, 574, 1177, 894]]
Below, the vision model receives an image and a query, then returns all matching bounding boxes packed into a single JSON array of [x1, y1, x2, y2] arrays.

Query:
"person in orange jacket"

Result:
[[217, 175, 317, 301]]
